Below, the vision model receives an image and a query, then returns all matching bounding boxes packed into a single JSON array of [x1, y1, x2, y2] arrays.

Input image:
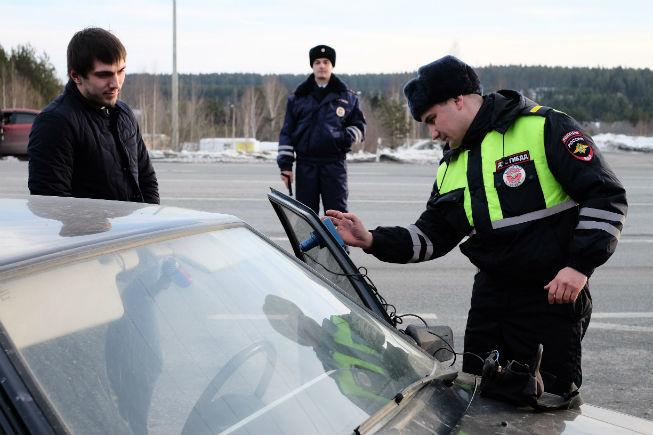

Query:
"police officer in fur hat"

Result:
[[277, 45, 366, 214], [327, 55, 627, 399]]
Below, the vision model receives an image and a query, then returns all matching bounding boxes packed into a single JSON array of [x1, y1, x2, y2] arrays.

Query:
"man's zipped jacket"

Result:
[[366, 90, 627, 283], [28, 81, 159, 204], [277, 73, 365, 171]]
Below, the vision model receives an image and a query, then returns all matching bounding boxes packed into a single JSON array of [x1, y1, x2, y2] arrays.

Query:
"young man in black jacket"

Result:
[[28, 27, 159, 204], [327, 56, 627, 398], [277, 45, 365, 214]]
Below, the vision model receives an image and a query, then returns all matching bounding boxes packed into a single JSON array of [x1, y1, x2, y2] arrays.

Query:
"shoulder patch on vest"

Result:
[[562, 130, 594, 161]]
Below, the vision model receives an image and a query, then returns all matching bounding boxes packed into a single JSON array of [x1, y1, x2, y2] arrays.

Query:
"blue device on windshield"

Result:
[[299, 218, 346, 252]]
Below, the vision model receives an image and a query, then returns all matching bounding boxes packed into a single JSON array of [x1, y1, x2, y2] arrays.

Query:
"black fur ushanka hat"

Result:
[[309, 45, 336, 67], [403, 55, 482, 121]]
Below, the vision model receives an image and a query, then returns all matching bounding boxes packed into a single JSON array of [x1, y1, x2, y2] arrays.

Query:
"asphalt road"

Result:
[[1, 152, 651, 419]]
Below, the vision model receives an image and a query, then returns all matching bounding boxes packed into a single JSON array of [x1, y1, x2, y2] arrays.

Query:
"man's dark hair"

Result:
[[67, 27, 126, 78]]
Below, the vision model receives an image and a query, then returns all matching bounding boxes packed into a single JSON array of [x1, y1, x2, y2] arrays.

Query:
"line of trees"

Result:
[[0, 44, 61, 109], [477, 65, 653, 126], [2, 43, 652, 151], [121, 65, 653, 150], [121, 73, 426, 151]]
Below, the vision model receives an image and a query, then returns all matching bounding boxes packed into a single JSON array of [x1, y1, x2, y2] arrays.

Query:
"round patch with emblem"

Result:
[[503, 164, 526, 187], [336, 106, 345, 117]]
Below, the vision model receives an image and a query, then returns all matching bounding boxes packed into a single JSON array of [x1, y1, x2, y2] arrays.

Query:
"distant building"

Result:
[[199, 138, 260, 152]]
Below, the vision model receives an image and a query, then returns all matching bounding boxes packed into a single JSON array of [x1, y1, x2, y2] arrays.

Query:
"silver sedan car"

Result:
[[0, 193, 650, 435]]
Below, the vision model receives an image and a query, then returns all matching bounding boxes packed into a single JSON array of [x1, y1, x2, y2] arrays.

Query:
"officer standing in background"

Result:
[[277, 44, 366, 214], [327, 55, 627, 398]]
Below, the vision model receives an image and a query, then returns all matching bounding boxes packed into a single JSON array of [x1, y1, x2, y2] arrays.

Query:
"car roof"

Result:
[[0, 196, 242, 270]]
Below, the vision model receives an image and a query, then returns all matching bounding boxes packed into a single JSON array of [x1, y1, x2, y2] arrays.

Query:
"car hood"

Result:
[[373, 373, 653, 435]]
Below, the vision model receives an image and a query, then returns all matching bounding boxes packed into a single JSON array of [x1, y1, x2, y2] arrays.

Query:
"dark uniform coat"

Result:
[[366, 90, 627, 395], [277, 74, 365, 213]]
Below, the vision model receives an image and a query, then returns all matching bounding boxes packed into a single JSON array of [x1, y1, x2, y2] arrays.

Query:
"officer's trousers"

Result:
[[462, 270, 592, 395], [295, 160, 348, 215]]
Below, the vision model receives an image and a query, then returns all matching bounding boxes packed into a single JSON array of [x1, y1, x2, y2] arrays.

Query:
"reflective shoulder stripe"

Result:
[[407, 224, 433, 262], [580, 207, 626, 224], [576, 221, 621, 238], [491, 199, 578, 230]]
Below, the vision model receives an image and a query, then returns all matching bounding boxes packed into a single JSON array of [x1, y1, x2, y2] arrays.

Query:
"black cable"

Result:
[[462, 351, 487, 365], [395, 313, 428, 327], [425, 330, 489, 369], [431, 346, 457, 366], [305, 251, 492, 372], [426, 330, 458, 366], [426, 330, 456, 354], [303, 252, 399, 326]]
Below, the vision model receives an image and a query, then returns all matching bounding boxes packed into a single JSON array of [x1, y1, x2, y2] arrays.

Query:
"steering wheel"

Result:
[[182, 340, 277, 434]]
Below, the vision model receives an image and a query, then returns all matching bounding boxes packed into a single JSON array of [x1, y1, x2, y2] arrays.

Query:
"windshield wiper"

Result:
[[354, 367, 458, 435]]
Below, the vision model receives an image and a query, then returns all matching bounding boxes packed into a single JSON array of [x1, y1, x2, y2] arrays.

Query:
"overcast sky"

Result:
[[2, 0, 652, 82]]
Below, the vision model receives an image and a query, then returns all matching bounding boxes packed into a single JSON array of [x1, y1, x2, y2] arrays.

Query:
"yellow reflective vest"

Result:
[[436, 109, 576, 233]]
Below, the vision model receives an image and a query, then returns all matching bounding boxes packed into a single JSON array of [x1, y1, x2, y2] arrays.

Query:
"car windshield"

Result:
[[0, 225, 433, 434]]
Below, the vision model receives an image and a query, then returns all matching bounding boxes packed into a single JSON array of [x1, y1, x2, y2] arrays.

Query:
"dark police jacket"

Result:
[[367, 90, 627, 283], [277, 74, 366, 171], [28, 81, 159, 204]]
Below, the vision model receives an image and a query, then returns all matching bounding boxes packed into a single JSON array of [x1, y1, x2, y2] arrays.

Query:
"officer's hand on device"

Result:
[[325, 210, 373, 250], [543, 267, 588, 304]]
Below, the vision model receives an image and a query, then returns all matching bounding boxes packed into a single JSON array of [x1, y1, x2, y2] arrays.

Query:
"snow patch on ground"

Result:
[[147, 134, 652, 164]]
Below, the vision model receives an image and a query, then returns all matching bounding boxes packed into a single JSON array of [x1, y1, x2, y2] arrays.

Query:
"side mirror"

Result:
[[405, 325, 454, 362]]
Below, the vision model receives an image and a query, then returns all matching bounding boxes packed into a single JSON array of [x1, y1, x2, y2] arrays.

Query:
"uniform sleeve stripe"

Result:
[[278, 145, 294, 151], [346, 126, 363, 144], [579, 207, 626, 224], [407, 224, 433, 262], [576, 221, 621, 238], [278, 151, 294, 157], [407, 227, 421, 262]]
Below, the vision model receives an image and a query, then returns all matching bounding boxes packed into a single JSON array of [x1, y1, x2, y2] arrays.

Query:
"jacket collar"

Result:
[[442, 90, 531, 164], [65, 80, 122, 117], [462, 89, 531, 148], [294, 73, 349, 97]]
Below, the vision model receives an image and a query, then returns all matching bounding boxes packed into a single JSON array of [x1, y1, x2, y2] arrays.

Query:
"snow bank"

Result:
[[593, 134, 653, 153], [142, 133, 652, 164]]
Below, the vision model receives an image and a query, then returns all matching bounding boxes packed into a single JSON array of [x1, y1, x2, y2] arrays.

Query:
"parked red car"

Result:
[[1, 108, 40, 156]]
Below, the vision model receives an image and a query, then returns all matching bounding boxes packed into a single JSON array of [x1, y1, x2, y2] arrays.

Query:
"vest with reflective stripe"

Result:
[[328, 315, 388, 403], [436, 114, 573, 231]]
